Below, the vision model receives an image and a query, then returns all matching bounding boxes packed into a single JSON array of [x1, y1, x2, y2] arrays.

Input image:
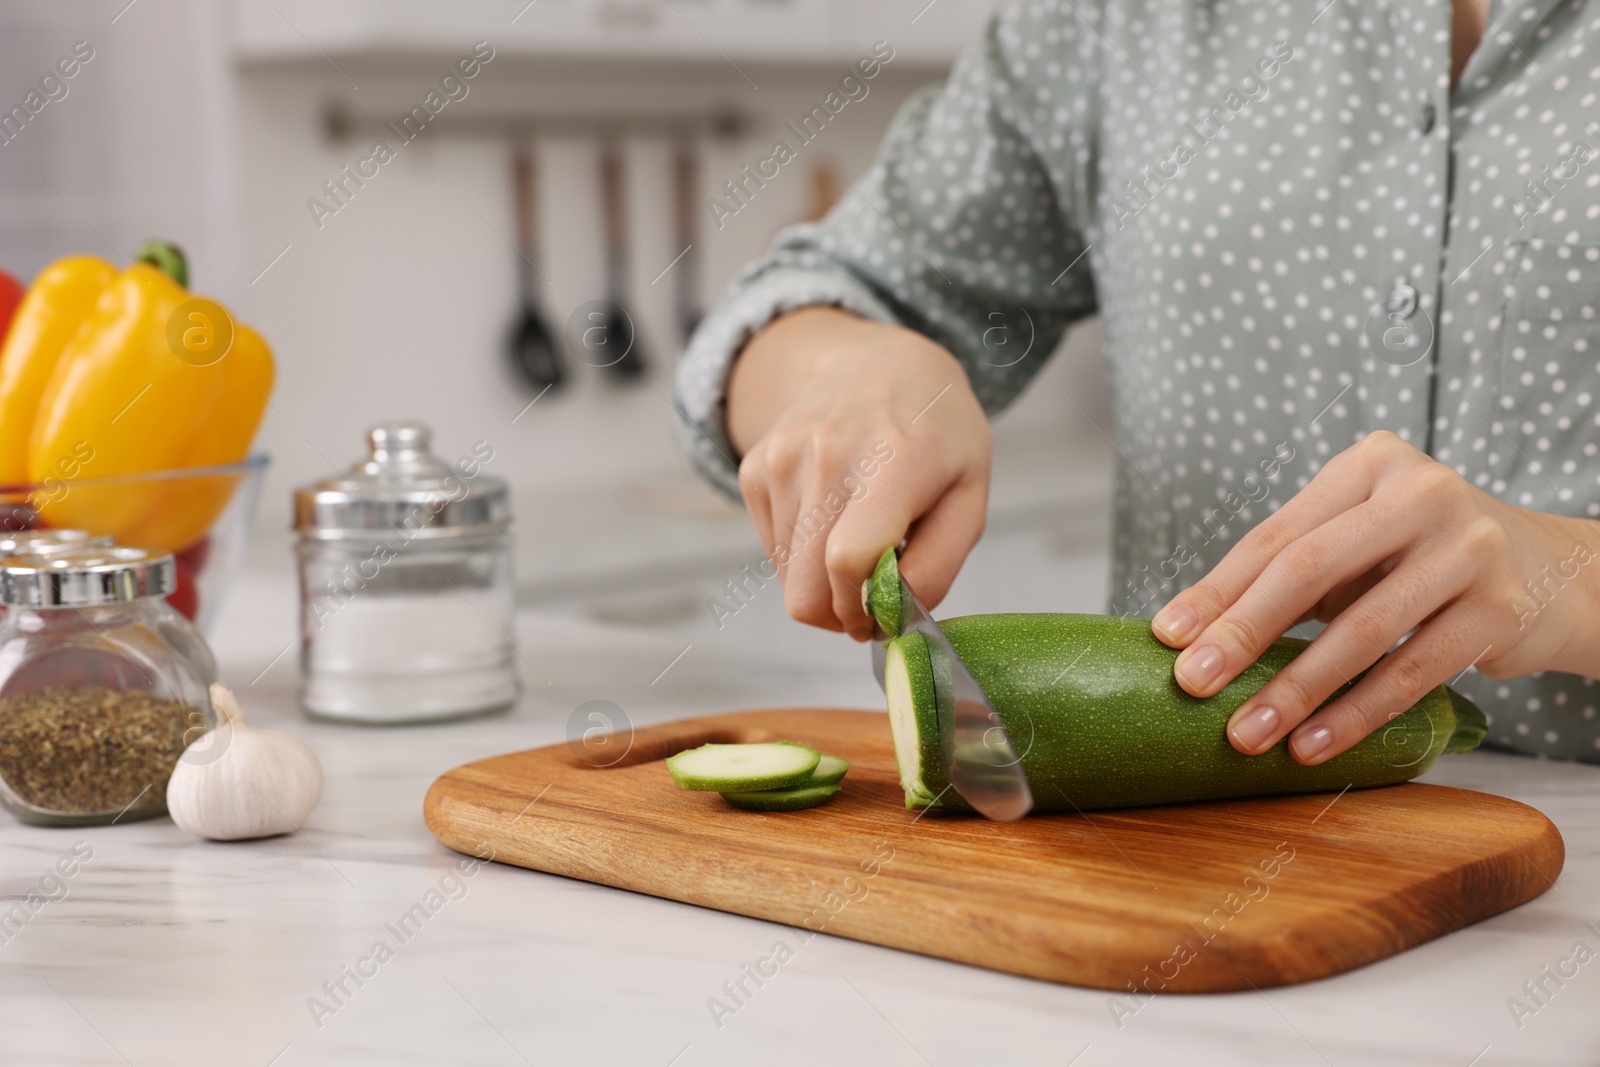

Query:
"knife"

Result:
[[869, 574, 1033, 822]]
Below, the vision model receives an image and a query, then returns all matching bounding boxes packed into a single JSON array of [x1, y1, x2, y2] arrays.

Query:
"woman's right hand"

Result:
[[728, 306, 992, 640]]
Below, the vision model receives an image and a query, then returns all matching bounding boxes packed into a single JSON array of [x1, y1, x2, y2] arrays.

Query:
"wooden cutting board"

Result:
[[423, 708, 1564, 992]]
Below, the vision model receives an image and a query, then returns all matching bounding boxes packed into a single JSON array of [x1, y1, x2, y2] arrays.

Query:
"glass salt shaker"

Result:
[[0, 547, 214, 826], [293, 421, 518, 723]]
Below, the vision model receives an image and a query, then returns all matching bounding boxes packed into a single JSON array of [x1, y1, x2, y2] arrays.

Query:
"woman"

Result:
[[675, 0, 1600, 765]]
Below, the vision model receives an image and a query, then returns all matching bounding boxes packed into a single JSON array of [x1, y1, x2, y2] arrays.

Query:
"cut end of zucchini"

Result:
[[884, 633, 943, 810], [864, 547, 903, 637], [666, 742, 820, 792], [721, 782, 841, 812]]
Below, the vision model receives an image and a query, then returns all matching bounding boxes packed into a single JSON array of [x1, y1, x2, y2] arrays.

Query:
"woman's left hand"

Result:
[[1150, 431, 1600, 764]]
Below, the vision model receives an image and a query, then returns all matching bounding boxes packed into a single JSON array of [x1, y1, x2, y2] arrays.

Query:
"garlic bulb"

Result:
[[166, 684, 324, 841]]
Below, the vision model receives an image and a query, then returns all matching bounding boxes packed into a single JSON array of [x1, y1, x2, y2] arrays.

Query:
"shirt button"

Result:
[[1419, 101, 1437, 135], [1388, 282, 1419, 318]]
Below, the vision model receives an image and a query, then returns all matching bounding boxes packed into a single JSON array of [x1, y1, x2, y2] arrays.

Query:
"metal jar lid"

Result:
[[0, 529, 114, 556], [1, 546, 177, 607], [292, 421, 509, 540]]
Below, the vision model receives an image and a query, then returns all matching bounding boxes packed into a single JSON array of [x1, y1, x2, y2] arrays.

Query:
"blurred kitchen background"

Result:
[[0, 0, 1112, 680]]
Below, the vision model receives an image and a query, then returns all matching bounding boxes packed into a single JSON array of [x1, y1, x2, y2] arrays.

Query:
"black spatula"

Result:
[[507, 144, 564, 392]]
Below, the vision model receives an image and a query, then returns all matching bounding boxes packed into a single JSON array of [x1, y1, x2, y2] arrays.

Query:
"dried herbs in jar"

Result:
[[0, 547, 215, 826], [0, 686, 195, 816]]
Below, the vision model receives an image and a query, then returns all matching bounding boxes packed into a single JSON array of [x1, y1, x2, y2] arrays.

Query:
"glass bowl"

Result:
[[0, 455, 269, 636]]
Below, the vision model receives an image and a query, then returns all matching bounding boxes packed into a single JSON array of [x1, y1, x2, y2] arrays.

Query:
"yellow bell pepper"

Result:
[[0, 254, 118, 486], [18, 241, 275, 550], [114, 321, 275, 553]]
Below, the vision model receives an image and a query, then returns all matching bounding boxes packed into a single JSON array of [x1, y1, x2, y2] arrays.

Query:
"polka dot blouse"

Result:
[[674, 0, 1600, 763]]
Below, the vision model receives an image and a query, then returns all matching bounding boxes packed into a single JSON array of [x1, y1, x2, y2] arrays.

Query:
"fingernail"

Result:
[[1231, 705, 1281, 752], [1176, 645, 1225, 693], [1152, 604, 1198, 644], [1293, 725, 1336, 764]]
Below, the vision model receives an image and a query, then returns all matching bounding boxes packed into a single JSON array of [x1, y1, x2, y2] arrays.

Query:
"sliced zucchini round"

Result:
[[720, 782, 841, 812], [803, 754, 850, 786], [666, 741, 820, 792]]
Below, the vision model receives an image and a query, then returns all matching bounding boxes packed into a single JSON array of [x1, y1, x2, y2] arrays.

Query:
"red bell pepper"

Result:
[[0, 270, 23, 345]]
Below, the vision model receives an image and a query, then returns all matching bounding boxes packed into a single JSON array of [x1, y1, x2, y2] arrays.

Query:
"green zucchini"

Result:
[[721, 782, 841, 811], [867, 550, 1487, 813]]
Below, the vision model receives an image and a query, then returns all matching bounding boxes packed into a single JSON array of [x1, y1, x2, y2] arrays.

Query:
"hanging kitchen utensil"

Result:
[[595, 139, 647, 381], [506, 143, 565, 392], [673, 137, 702, 342]]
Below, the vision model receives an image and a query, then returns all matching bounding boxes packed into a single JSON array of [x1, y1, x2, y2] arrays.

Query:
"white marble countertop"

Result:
[[2, 526, 1598, 1067]]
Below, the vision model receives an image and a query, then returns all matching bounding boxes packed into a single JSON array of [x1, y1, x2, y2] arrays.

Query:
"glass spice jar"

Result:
[[0, 547, 214, 826], [0, 530, 113, 622], [0, 531, 217, 686], [293, 421, 518, 724]]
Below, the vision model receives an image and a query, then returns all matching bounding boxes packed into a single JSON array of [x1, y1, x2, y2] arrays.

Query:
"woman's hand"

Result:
[[1150, 431, 1600, 764], [728, 307, 991, 640]]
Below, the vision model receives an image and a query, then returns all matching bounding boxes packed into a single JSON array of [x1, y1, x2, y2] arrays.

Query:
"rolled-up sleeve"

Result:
[[673, 4, 1101, 501]]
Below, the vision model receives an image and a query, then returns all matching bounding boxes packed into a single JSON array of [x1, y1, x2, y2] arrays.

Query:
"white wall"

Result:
[[0, 1, 242, 286]]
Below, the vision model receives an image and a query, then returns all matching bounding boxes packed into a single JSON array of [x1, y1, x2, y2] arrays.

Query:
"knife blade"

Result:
[[869, 575, 1033, 822]]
